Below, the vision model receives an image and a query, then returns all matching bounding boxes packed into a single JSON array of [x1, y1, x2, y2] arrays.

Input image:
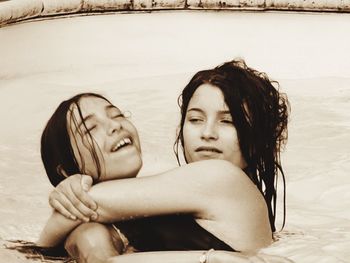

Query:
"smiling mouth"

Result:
[[111, 137, 133, 152], [195, 147, 222, 153]]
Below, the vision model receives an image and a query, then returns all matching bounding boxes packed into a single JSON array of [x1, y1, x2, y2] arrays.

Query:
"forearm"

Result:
[[89, 175, 194, 223], [88, 160, 272, 252], [89, 160, 241, 223], [107, 251, 207, 263], [37, 211, 80, 247], [107, 250, 255, 263]]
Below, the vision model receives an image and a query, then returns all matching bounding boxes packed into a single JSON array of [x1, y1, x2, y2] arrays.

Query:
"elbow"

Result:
[[234, 223, 272, 252], [198, 160, 273, 252], [238, 240, 272, 254], [240, 232, 272, 252], [235, 202, 273, 252]]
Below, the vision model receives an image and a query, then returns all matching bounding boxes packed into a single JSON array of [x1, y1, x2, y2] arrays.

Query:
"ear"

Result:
[[56, 164, 69, 178]]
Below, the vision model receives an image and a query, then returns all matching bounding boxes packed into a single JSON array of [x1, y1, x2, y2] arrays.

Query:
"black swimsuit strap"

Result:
[[115, 215, 235, 252]]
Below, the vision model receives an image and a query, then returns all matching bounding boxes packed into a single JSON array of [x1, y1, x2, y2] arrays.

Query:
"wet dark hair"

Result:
[[41, 92, 111, 187], [5, 240, 72, 262], [9, 93, 113, 263], [174, 59, 290, 232]]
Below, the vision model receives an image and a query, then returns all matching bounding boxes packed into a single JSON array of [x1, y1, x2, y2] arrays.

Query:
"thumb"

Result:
[[81, 175, 93, 191]]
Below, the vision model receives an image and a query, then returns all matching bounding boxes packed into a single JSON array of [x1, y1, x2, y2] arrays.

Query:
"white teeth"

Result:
[[112, 137, 132, 152]]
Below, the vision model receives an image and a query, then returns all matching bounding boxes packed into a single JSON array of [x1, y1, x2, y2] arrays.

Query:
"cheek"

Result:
[[221, 128, 240, 151], [223, 126, 239, 142], [182, 122, 196, 143], [182, 126, 192, 149], [124, 121, 141, 151], [182, 124, 196, 162], [133, 134, 142, 153], [77, 135, 103, 177]]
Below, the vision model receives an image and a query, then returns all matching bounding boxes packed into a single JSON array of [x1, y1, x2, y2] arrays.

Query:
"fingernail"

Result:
[[83, 184, 89, 191], [83, 217, 90, 222], [91, 204, 97, 210], [91, 213, 98, 221], [70, 215, 77, 220]]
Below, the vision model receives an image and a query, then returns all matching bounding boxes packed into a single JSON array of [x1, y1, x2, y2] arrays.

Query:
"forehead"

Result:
[[70, 96, 120, 118], [76, 96, 112, 115], [189, 84, 228, 110]]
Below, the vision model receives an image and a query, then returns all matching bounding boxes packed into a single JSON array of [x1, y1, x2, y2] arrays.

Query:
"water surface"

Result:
[[0, 11, 349, 262]]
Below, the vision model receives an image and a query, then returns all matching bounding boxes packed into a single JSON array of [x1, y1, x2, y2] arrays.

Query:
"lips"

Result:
[[195, 146, 222, 153], [111, 137, 133, 152]]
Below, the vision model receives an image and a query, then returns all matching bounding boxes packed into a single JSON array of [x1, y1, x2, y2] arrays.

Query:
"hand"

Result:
[[210, 251, 294, 263], [49, 172, 98, 222]]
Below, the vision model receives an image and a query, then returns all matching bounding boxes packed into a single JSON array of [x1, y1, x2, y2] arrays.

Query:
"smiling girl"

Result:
[[39, 59, 290, 262]]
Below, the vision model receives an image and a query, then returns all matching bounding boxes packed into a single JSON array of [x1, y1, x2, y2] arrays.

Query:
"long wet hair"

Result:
[[9, 93, 112, 261], [41, 92, 111, 186], [174, 59, 290, 232]]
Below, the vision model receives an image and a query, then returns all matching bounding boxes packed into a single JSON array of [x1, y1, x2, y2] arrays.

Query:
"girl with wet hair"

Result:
[[27, 59, 290, 263], [174, 59, 289, 232], [41, 93, 113, 188]]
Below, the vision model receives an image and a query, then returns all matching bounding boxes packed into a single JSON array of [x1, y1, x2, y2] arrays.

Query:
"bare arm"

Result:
[[42, 160, 234, 249], [106, 250, 294, 263], [90, 160, 241, 222], [36, 211, 80, 247], [64, 223, 123, 263], [50, 159, 272, 251], [89, 160, 271, 251]]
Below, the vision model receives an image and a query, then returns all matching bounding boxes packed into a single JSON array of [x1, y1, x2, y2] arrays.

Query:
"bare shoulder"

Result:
[[189, 160, 259, 197], [186, 159, 246, 182], [192, 160, 272, 251]]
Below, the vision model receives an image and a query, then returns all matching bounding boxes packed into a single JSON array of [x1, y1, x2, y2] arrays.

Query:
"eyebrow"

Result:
[[187, 108, 231, 115], [106, 104, 118, 111], [187, 108, 204, 114]]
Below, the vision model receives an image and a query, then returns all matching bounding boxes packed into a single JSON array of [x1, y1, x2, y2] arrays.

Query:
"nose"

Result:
[[107, 119, 122, 135], [201, 121, 218, 141]]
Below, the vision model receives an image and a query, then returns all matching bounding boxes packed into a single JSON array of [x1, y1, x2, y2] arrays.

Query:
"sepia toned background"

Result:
[[0, 2, 350, 262]]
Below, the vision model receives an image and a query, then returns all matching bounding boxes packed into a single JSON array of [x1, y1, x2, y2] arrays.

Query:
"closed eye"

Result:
[[221, 119, 233, 124], [112, 113, 125, 119], [84, 125, 97, 134], [189, 118, 203, 123]]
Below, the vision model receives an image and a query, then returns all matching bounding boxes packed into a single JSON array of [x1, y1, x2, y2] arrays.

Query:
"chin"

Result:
[[107, 157, 142, 180]]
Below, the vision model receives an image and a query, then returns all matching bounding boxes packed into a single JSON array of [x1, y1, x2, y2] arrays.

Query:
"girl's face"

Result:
[[67, 96, 142, 181], [182, 84, 247, 169]]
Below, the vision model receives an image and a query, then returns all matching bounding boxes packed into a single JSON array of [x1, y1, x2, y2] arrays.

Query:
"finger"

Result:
[[67, 174, 96, 210], [54, 174, 96, 220], [69, 182, 98, 219], [81, 175, 93, 192], [57, 165, 69, 178], [50, 199, 77, 221], [52, 189, 91, 222], [79, 175, 98, 210]]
